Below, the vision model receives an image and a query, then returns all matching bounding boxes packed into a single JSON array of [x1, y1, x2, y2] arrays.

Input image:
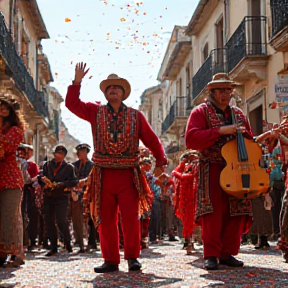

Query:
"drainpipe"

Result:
[[224, 0, 230, 43], [35, 123, 41, 165]]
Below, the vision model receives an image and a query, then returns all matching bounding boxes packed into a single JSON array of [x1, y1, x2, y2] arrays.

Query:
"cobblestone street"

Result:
[[0, 240, 287, 288]]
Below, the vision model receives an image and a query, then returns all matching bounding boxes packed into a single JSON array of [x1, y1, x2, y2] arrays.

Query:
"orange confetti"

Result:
[[135, 9, 139, 14], [54, 40, 58, 43], [120, 18, 126, 22], [115, 47, 119, 49], [143, 12, 147, 15], [106, 32, 110, 35], [247, 272, 256, 277], [164, 7, 168, 10], [153, 33, 158, 37], [65, 18, 71, 22], [55, 72, 58, 76]]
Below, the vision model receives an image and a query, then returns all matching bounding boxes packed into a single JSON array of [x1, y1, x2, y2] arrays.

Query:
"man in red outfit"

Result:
[[65, 62, 168, 273], [185, 73, 254, 270]]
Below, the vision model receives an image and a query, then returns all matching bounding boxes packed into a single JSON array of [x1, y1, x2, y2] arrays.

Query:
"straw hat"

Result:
[[206, 73, 238, 90], [100, 74, 131, 100]]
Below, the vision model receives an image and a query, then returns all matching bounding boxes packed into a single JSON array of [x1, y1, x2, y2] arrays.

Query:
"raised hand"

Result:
[[74, 62, 90, 84]]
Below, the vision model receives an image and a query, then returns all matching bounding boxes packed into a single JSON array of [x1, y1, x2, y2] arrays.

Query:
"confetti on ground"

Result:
[[0, 241, 287, 287]]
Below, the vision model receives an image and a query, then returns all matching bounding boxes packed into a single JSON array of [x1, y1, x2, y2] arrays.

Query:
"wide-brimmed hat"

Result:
[[206, 73, 239, 90], [100, 74, 131, 100], [0, 96, 20, 111], [54, 145, 67, 156], [75, 143, 91, 153]]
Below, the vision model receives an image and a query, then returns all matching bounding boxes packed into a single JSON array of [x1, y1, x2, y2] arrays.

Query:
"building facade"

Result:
[[0, 0, 75, 164]]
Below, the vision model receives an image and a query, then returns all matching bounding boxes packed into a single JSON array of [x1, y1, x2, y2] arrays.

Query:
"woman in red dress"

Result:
[[0, 96, 25, 268]]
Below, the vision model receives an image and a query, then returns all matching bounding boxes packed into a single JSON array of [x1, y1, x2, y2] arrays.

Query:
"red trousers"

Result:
[[201, 163, 247, 259], [98, 168, 140, 264], [141, 217, 150, 239]]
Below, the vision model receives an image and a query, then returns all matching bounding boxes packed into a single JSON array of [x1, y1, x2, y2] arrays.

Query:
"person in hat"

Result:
[[20, 144, 41, 251], [71, 143, 96, 253], [38, 144, 80, 256], [185, 73, 256, 270], [65, 62, 168, 273], [0, 96, 25, 267]]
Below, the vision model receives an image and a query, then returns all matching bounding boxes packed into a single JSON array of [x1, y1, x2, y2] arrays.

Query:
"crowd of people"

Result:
[[0, 66, 288, 273]]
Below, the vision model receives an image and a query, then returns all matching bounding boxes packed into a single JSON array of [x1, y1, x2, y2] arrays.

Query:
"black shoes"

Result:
[[204, 256, 218, 270], [128, 258, 142, 271], [2, 255, 25, 268], [45, 249, 58, 257], [219, 256, 244, 267], [94, 262, 119, 273]]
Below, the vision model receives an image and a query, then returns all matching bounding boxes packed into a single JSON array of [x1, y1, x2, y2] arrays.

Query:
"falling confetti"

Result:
[[64, 18, 71, 22]]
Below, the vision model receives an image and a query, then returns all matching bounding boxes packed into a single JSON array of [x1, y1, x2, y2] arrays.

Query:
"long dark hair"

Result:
[[1, 101, 25, 132]]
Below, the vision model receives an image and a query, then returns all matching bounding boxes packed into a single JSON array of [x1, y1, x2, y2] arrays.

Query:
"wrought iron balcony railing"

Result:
[[192, 48, 228, 99], [225, 16, 267, 72], [270, 0, 288, 38], [0, 13, 49, 118], [162, 96, 188, 134]]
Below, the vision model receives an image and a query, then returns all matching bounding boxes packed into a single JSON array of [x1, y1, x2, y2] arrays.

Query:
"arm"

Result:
[[65, 85, 98, 122], [65, 61, 98, 123], [59, 165, 79, 188], [138, 112, 168, 167], [185, 107, 221, 150]]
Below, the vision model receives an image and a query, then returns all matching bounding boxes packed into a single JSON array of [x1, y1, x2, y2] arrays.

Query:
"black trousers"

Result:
[[87, 218, 98, 246], [270, 180, 285, 235], [43, 194, 71, 250], [22, 184, 39, 245]]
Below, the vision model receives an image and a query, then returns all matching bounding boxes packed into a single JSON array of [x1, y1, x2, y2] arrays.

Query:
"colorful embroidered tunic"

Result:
[[185, 101, 253, 221], [65, 84, 168, 225], [0, 126, 24, 191]]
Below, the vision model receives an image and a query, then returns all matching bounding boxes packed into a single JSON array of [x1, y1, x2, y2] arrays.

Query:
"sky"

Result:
[[37, 0, 198, 148]]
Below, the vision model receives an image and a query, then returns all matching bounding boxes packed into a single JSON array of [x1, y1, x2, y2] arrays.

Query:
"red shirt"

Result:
[[65, 84, 167, 167], [0, 126, 24, 191], [27, 161, 39, 179]]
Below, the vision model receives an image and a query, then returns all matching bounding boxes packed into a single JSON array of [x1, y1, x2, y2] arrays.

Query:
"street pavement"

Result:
[[0, 240, 288, 288]]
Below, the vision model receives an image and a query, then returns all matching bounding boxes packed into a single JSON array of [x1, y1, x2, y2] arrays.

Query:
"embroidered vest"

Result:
[[92, 105, 140, 168], [199, 102, 247, 163]]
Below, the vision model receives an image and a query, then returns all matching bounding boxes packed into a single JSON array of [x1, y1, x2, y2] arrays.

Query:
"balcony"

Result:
[[225, 16, 268, 80], [162, 96, 189, 134], [0, 13, 49, 118], [269, 0, 288, 52], [192, 48, 228, 101]]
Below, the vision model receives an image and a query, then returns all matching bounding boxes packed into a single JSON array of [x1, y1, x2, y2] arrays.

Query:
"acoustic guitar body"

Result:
[[220, 138, 270, 199]]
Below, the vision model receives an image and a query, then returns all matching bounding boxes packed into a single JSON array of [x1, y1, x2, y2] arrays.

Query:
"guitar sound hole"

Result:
[[259, 183, 264, 186], [226, 184, 231, 187]]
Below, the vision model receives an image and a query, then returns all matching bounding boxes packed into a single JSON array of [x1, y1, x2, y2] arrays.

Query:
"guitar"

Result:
[[219, 113, 269, 199]]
